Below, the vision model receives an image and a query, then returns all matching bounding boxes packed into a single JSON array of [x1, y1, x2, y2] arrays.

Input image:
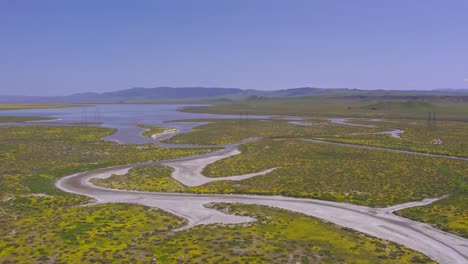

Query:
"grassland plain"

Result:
[[0, 202, 185, 263], [0, 126, 438, 263], [0, 126, 211, 199], [0, 126, 436, 263], [134, 119, 468, 237], [316, 119, 468, 158], [0, 104, 72, 110], [0, 116, 57, 123], [159, 118, 468, 157], [0, 125, 210, 262], [95, 137, 468, 238], [162, 118, 385, 145], [149, 203, 434, 263], [137, 124, 166, 138], [397, 194, 468, 238], [183, 97, 468, 121], [0, 202, 435, 263], [201, 139, 468, 238], [137, 124, 178, 139], [160, 117, 468, 157]]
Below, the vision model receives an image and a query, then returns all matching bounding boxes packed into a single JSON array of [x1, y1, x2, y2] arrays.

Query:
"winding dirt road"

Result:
[[53, 117, 468, 263], [162, 148, 278, 186], [56, 147, 468, 264]]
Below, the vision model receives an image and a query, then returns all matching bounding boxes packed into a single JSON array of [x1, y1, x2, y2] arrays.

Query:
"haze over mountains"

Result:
[[1, 87, 468, 103]]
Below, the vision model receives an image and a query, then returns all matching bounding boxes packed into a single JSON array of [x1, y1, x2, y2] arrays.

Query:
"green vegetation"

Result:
[[397, 164, 468, 238], [317, 119, 468, 158], [181, 118, 468, 238], [164, 118, 468, 158], [137, 124, 176, 138], [138, 124, 165, 137], [98, 119, 468, 237], [93, 165, 186, 192], [1, 109, 467, 261], [0, 125, 212, 262], [0, 202, 185, 263], [96, 138, 466, 206], [0, 123, 444, 262], [150, 204, 434, 263], [0, 126, 211, 199], [96, 137, 468, 237], [398, 195, 468, 238], [165, 118, 383, 145], [201, 139, 467, 235], [0, 202, 434, 263], [0, 104, 73, 110], [184, 97, 468, 121], [0, 116, 56, 123]]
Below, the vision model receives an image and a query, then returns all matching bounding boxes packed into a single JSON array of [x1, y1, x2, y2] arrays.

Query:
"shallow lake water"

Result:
[[0, 104, 268, 144]]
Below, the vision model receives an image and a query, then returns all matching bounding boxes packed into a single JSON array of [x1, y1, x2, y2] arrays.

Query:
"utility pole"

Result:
[[427, 111, 437, 130], [94, 107, 101, 123], [427, 111, 435, 130], [81, 109, 88, 125]]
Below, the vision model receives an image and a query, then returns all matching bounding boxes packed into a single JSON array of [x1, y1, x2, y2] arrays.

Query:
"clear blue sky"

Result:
[[1, 0, 467, 96]]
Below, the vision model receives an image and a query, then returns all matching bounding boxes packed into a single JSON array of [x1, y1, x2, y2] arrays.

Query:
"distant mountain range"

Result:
[[0, 87, 231, 103], [0, 87, 338, 103], [1, 86, 467, 103], [62, 87, 245, 100], [432, 88, 468, 92]]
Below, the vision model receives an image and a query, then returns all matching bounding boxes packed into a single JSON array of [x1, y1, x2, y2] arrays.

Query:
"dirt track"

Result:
[[55, 118, 468, 263], [56, 149, 468, 264], [162, 148, 278, 186]]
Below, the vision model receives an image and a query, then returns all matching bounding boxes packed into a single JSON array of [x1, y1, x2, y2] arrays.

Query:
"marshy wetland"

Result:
[[1, 104, 467, 263]]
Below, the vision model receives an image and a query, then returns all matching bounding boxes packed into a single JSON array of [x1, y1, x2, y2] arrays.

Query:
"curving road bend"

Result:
[[56, 151, 468, 264], [55, 118, 468, 263], [162, 148, 278, 186]]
